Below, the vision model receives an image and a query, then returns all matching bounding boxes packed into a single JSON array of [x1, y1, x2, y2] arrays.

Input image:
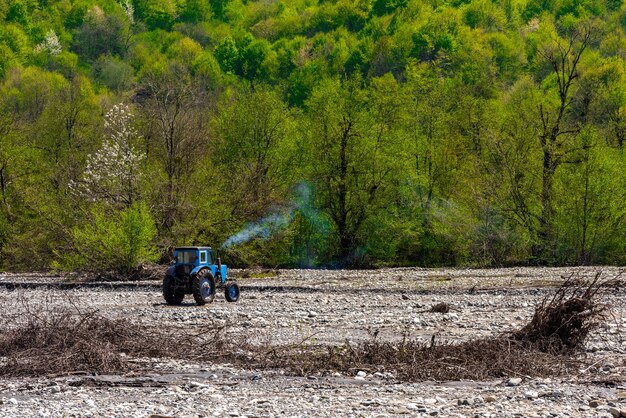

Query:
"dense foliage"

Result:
[[1, 0, 625, 270]]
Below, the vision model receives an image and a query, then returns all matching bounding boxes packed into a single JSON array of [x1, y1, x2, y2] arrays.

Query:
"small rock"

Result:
[[50, 386, 61, 394], [484, 395, 497, 403], [589, 399, 602, 408], [525, 391, 539, 399], [617, 392, 626, 400], [355, 371, 367, 379], [8, 398, 18, 405], [608, 406, 620, 418], [308, 311, 318, 318], [507, 377, 523, 386], [189, 381, 210, 389], [391, 407, 411, 414], [402, 294, 410, 300]]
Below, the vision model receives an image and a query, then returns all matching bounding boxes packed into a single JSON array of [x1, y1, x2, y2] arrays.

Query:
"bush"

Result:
[[94, 54, 135, 91], [55, 202, 158, 273]]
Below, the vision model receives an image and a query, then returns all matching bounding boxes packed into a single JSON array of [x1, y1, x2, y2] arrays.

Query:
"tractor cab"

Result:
[[172, 247, 226, 283]]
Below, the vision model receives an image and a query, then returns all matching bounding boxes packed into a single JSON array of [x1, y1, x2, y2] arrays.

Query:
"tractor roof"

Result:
[[174, 246, 213, 251]]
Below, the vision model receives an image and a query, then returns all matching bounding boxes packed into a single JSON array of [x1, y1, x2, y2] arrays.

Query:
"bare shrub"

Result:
[[0, 309, 192, 376], [254, 337, 576, 381], [512, 273, 608, 353]]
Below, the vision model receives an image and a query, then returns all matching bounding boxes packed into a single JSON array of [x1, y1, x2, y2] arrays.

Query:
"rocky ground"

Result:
[[0, 267, 625, 417]]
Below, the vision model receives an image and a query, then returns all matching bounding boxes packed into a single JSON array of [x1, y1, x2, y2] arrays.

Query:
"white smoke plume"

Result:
[[221, 182, 315, 249]]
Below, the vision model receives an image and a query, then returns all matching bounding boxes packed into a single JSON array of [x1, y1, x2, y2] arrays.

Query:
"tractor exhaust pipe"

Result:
[[216, 252, 222, 278]]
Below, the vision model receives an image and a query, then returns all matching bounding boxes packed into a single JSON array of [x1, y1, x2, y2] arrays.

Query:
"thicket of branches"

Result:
[[0, 277, 608, 380], [1, 0, 626, 270]]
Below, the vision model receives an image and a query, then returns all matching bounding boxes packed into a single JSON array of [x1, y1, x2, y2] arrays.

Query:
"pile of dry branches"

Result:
[[512, 273, 608, 353], [0, 274, 610, 380], [0, 309, 193, 376], [242, 273, 610, 380]]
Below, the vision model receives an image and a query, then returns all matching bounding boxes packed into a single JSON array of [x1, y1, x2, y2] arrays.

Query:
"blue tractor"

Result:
[[163, 247, 240, 305]]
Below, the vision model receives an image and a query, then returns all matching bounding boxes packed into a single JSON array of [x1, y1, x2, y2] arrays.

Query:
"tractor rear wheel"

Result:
[[163, 275, 184, 305], [225, 282, 240, 302], [192, 270, 216, 305]]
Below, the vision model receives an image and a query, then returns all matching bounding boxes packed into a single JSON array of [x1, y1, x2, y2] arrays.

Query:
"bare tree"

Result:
[[136, 64, 209, 235]]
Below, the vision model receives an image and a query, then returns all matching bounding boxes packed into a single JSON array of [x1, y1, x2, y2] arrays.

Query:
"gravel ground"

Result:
[[0, 266, 625, 417]]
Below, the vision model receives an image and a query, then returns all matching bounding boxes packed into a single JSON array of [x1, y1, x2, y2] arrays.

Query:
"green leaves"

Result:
[[0, 0, 625, 269], [55, 202, 158, 273]]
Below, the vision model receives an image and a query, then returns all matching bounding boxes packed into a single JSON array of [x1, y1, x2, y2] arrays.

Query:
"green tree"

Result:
[[307, 76, 406, 261], [534, 23, 594, 259]]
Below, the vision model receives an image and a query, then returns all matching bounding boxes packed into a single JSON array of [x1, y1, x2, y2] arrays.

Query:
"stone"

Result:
[[608, 407, 621, 418], [484, 395, 497, 403], [402, 294, 410, 300], [507, 377, 523, 386], [308, 311, 318, 318], [525, 391, 539, 399], [391, 407, 411, 414], [617, 392, 626, 400], [589, 400, 603, 408]]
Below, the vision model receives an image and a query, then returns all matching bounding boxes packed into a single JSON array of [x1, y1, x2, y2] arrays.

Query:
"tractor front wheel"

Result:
[[192, 270, 216, 305], [225, 282, 240, 302], [163, 275, 184, 305]]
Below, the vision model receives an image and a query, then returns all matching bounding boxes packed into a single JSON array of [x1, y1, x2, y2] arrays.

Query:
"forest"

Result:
[[0, 0, 625, 271]]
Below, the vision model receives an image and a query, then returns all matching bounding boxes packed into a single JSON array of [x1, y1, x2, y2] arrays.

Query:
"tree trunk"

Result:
[[538, 149, 556, 246]]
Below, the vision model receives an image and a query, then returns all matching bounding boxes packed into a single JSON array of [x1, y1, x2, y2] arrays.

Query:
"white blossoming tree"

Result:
[[34, 30, 62, 56], [62, 104, 157, 273], [73, 103, 144, 207]]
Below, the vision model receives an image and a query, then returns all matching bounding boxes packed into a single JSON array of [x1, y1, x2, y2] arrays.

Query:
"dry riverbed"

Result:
[[0, 267, 625, 417]]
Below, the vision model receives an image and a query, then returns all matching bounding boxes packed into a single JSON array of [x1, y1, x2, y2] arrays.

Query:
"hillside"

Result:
[[0, 0, 625, 270]]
